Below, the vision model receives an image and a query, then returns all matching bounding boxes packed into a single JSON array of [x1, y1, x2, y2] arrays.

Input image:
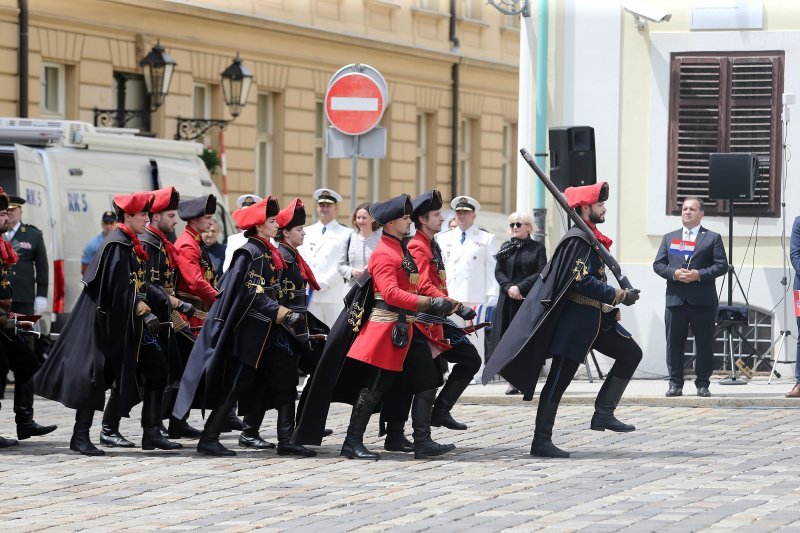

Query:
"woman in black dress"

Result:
[[487, 212, 547, 392]]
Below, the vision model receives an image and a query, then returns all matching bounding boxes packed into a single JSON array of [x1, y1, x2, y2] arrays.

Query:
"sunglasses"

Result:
[[509, 222, 526, 229]]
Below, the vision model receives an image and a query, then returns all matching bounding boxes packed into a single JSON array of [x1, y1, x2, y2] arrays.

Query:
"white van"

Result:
[[0, 118, 235, 326]]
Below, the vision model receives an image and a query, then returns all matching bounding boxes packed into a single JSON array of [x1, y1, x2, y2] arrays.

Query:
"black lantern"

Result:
[[221, 54, 253, 119], [175, 54, 253, 140], [139, 40, 176, 111]]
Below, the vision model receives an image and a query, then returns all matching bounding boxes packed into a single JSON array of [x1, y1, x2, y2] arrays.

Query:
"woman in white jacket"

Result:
[[337, 202, 381, 291]]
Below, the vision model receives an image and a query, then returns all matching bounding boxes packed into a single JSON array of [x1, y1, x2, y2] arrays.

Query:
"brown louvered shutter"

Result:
[[667, 52, 783, 217]]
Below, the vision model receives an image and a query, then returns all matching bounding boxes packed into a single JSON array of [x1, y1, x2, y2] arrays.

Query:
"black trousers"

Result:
[[543, 327, 642, 405], [381, 335, 444, 424], [0, 331, 39, 389], [665, 303, 716, 388], [441, 342, 481, 383]]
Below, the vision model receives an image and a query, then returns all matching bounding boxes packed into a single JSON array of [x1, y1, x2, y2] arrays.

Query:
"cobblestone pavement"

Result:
[[3, 395, 800, 531]]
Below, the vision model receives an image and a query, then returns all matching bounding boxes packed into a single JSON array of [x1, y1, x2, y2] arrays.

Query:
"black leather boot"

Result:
[[590, 376, 636, 433], [99, 391, 134, 448], [431, 378, 470, 431], [197, 402, 237, 457], [341, 388, 381, 460], [141, 390, 182, 450], [0, 435, 18, 448], [239, 410, 275, 449], [222, 404, 243, 432], [70, 409, 104, 456], [530, 401, 569, 458], [168, 416, 202, 439], [276, 403, 316, 457], [383, 421, 413, 452], [412, 389, 455, 459], [15, 380, 57, 440]]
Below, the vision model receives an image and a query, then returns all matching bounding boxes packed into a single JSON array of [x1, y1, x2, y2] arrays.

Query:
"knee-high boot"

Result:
[[411, 389, 455, 459], [141, 390, 182, 450], [70, 409, 104, 456], [590, 376, 635, 432], [197, 401, 237, 457], [341, 388, 381, 460], [383, 421, 413, 452], [164, 388, 202, 439], [222, 403, 243, 432], [99, 390, 134, 448], [530, 401, 570, 458], [431, 377, 471, 430], [238, 409, 275, 449], [276, 402, 316, 457], [15, 380, 57, 440]]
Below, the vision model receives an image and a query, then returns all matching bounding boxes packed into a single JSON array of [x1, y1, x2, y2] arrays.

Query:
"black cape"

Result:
[[480, 228, 592, 398], [33, 228, 162, 414], [292, 274, 375, 446], [172, 237, 283, 419]]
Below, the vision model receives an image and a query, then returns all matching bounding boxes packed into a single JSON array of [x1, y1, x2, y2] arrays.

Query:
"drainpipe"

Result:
[[18, 0, 28, 118], [449, 0, 460, 198], [533, 0, 548, 241]]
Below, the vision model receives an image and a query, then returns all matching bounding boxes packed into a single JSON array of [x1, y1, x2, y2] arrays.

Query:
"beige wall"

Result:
[[0, 0, 520, 221]]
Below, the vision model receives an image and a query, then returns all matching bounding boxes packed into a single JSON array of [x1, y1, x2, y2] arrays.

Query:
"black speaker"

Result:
[[548, 126, 596, 191], [708, 152, 758, 201]]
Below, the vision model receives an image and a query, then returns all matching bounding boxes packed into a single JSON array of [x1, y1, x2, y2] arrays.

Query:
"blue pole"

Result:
[[533, 0, 548, 210]]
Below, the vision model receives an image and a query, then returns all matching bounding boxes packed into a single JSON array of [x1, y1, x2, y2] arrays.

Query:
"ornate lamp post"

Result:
[[93, 40, 176, 131], [175, 54, 253, 141]]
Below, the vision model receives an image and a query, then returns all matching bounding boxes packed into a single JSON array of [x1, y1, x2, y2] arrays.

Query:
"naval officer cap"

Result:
[[411, 189, 443, 224], [7, 195, 25, 209], [276, 198, 306, 230], [150, 186, 180, 214], [178, 194, 216, 221], [370, 194, 413, 226], [451, 195, 481, 213], [236, 194, 262, 208], [565, 181, 608, 209], [313, 188, 343, 204]]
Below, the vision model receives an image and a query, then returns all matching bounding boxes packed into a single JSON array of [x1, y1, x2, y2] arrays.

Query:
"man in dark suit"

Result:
[[653, 197, 728, 398], [785, 216, 800, 398]]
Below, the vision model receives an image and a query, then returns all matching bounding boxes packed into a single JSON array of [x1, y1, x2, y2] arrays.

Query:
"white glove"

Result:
[[34, 296, 47, 315]]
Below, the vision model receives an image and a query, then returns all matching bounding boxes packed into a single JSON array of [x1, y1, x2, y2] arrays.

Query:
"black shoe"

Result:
[[168, 418, 203, 440], [384, 433, 414, 452], [590, 412, 635, 432], [697, 386, 711, 397], [323, 428, 333, 437], [99, 429, 135, 448], [413, 440, 456, 460], [197, 438, 236, 457], [72, 409, 105, 456], [16, 420, 57, 440], [530, 436, 570, 458], [430, 409, 467, 431], [0, 435, 19, 448], [141, 427, 183, 451], [277, 443, 317, 457], [665, 386, 683, 397], [341, 441, 379, 460], [505, 385, 521, 395], [70, 435, 105, 456], [238, 432, 276, 450]]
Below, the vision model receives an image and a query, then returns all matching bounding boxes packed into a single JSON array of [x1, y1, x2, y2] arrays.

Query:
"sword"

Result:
[[520, 148, 638, 292]]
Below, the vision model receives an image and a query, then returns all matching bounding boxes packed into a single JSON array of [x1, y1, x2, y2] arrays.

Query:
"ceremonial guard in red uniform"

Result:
[[173, 197, 305, 457], [0, 189, 56, 447], [483, 182, 642, 458], [34, 192, 182, 455], [138, 187, 201, 440], [236, 198, 320, 457]]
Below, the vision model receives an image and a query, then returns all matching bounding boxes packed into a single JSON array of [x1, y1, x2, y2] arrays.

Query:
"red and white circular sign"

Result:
[[325, 72, 385, 136]]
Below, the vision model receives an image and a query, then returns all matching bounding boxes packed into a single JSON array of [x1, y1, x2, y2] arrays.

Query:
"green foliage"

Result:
[[200, 147, 221, 173]]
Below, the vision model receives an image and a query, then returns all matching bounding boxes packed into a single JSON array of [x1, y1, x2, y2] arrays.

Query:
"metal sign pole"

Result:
[[350, 135, 360, 214]]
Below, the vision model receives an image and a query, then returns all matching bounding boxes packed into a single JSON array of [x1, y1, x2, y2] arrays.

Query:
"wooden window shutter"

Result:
[[667, 52, 783, 217]]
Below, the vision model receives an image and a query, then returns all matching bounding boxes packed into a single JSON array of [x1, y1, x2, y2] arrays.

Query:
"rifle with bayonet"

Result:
[[519, 148, 638, 293]]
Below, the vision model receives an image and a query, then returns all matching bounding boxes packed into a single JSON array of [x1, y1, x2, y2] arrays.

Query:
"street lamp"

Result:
[[93, 40, 177, 131], [175, 54, 253, 141]]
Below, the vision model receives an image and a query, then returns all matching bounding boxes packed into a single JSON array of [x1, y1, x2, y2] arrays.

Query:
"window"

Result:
[[502, 123, 517, 213], [41, 63, 65, 118], [193, 83, 212, 144], [314, 99, 329, 189], [458, 117, 474, 196], [667, 52, 784, 217], [112, 72, 147, 130], [416, 113, 428, 194], [256, 93, 274, 198], [463, 0, 482, 19]]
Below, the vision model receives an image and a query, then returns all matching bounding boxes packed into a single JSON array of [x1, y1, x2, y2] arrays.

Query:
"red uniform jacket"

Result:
[[407, 231, 452, 354], [347, 233, 421, 371], [174, 226, 218, 326]]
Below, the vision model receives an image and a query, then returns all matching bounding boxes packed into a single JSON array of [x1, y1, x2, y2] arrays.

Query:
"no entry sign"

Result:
[[325, 65, 388, 136]]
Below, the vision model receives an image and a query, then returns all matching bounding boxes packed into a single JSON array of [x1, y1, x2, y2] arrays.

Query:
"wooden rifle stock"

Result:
[[519, 148, 636, 291]]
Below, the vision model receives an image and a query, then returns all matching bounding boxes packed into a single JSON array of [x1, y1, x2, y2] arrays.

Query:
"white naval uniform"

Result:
[[222, 231, 247, 273], [435, 225, 500, 369], [298, 219, 349, 327]]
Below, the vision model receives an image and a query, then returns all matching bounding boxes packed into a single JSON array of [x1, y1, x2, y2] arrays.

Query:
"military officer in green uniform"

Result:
[[4, 196, 48, 318]]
